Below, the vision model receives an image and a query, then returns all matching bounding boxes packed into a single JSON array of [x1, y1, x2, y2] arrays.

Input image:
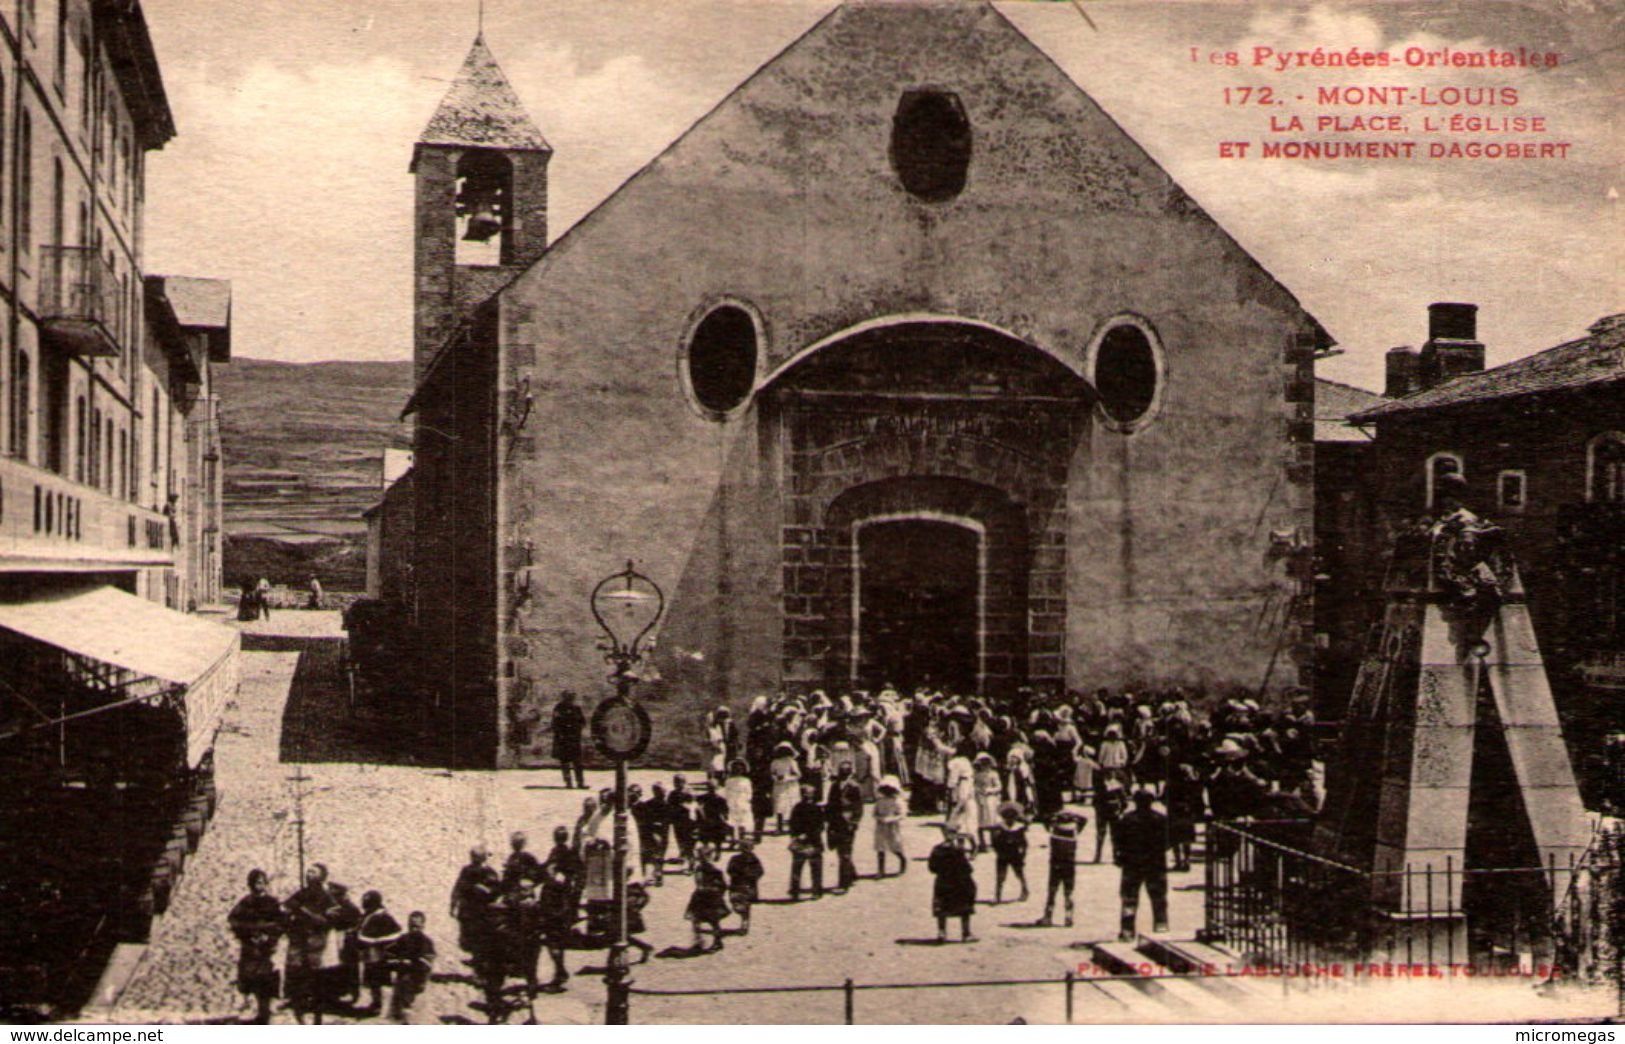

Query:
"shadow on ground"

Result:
[[276, 638, 449, 767]]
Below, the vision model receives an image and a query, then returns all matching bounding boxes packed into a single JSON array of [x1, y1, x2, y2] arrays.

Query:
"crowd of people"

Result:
[[675, 685, 1322, 943], [224, 683, 1318, 1022], [226, 864, 435, 1024]]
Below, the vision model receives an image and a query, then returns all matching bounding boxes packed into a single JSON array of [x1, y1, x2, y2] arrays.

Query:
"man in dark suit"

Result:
[[787, 783, 826, 900], [1114, 789, 1171, 941], [552, 691, 587, 789], [824, 762, 864, 892]]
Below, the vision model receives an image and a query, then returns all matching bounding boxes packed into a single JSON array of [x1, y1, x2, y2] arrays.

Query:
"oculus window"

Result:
[[890, 89, 971, 203], [685, 305, 759, 417]]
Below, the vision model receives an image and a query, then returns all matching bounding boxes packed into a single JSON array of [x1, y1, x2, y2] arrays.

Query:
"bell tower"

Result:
[[410, 33, 551, 381]]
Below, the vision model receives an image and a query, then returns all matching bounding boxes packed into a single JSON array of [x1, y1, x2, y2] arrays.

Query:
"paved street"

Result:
[[106, 612, 1614, 1025], [107, 611, 1207, 1024]]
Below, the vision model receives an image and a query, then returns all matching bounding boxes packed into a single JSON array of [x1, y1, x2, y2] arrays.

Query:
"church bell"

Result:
[[462, 202, 501, 243], [457, 175, 504, 243]]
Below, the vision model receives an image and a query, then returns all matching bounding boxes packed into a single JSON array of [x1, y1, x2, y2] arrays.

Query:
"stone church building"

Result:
[[401, 2, 1323, 767]]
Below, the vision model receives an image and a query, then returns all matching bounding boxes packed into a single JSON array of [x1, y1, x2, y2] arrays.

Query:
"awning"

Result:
[[0, 585, 241, 766]]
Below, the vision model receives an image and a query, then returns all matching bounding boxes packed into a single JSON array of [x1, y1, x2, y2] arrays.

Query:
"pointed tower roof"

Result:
[[416, 35, 550, 156]]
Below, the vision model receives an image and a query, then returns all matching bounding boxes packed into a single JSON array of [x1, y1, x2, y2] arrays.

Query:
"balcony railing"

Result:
[[38, 246, 124, 358]]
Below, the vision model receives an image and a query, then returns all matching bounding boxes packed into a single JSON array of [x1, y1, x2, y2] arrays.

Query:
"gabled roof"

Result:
[[1352, 313, 1625, 421], [414, 35, 550, 160], [1314, 377, 1384, 443]]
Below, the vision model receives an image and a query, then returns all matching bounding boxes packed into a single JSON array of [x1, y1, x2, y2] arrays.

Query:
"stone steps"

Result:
[[1085, 936, 1279, 1018]]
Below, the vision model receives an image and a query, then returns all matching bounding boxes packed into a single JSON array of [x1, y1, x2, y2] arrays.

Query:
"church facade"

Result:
[[403, 2, 1322, 767]]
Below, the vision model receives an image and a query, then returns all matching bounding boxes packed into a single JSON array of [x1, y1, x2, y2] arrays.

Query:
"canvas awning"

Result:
[[0, 585, 241, 766]]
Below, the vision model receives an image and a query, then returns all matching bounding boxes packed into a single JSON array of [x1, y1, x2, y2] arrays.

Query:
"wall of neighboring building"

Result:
[[0, 0, 181, 605], [466, 3, 1313, 765], [413, 311, 499, 768]]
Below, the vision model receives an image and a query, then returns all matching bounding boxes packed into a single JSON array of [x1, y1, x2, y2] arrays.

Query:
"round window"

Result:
[[686, 305, 758, 416], [1093, 322, 1161, 428], [890, 89, 971, 203]]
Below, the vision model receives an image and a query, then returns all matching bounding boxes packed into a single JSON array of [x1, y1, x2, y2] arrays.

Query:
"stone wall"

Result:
[[470, 2, 1315, 766]]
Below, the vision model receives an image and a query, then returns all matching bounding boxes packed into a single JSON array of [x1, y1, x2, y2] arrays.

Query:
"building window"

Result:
[[54, 0, 67, 93], [682, 302, 760, 418], [1587, 432, 1625, 504], [74, 395, 85, 481], [18, 112, 32, 255], [103, 417, 113, 494], [87, 406, 98, 486], [12, 348, 30, 460], [80, 33, 91, 130], [51, 158, 63, 248], [890, 89, 972, 203], [1426, 451, 1464, 510], [1497, 469, 1526, 513], [1087, 315, 1165, 432], [0, 70, 7, 225]]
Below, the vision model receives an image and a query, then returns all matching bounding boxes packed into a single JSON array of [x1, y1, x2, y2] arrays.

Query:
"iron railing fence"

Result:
[[623, 966, 1293, 1024], [1202, 819, 1622, 979]]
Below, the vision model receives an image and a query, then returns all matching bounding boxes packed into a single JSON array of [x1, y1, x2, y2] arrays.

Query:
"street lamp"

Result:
[[588, 561, 662, 1025]]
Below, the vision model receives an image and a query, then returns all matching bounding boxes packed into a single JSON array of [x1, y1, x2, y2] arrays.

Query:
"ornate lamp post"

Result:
[[589, 561, 662, 1025]]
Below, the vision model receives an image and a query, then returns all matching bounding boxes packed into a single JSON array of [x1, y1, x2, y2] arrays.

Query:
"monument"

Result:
[[1313, 473, 1595, 966]]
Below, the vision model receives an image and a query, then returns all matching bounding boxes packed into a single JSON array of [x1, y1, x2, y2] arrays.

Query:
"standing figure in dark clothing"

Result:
[[449, 845, 500, 959], [1164, 763, 1203, 872], [355, 890, 404, 1015], [228, 869, 284, 1024], [1114, 790, 1171, 940], [928, 827, 978, 943], [725, 838, 764, 935], [745, 698, 777, 839], [685, 844, 731, 952], [824, 762, 864, 892], [667, 775, 698, 872], [552, 691, 587, 789], [1039, 812, 1084, 927], [385, 912, 435, 1022], [282, 864, 339, 1023], [536, 855, 579, 990], [990, 803, 1030, 904], [787, 783, 825, 900], [632, 783, 670, 885], [1093, 779, 1127, 863], [695, 781, 732, 852], [503, 831, 543, 895], [328, 883, 364, 1006]]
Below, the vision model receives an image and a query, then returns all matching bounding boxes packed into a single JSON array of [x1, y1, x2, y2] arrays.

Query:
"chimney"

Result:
[[1420, 302, 1484, 387], [1385, 346, 1421, 398]]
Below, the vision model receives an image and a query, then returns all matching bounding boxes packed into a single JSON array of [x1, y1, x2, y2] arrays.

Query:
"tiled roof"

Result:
[[1353, 314, 1625, 421], [1314, 377, 1384, 443], [418, 36, 549, 153], [160, 276, 232, 330]]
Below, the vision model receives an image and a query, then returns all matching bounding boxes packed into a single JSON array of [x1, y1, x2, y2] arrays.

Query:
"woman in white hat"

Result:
[[944, 754, 979, 839], [769, 741, 801, 833], [972, 753, 1002, 852], [873, 775, 909, 876]]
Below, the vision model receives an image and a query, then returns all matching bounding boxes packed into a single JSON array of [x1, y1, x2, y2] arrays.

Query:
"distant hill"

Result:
[[215, 358, 413, 588]]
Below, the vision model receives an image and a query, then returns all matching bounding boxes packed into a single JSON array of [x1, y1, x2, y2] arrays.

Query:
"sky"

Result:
[[137, 0, 1621, 392]]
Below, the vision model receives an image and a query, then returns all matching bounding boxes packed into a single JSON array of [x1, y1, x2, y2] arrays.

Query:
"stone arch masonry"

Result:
[[775, 394, 1082, 698]]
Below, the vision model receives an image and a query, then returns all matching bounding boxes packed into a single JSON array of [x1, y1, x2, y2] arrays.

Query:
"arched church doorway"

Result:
[[761, 318, 1094, 697], [856, 517, 980, 693]]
